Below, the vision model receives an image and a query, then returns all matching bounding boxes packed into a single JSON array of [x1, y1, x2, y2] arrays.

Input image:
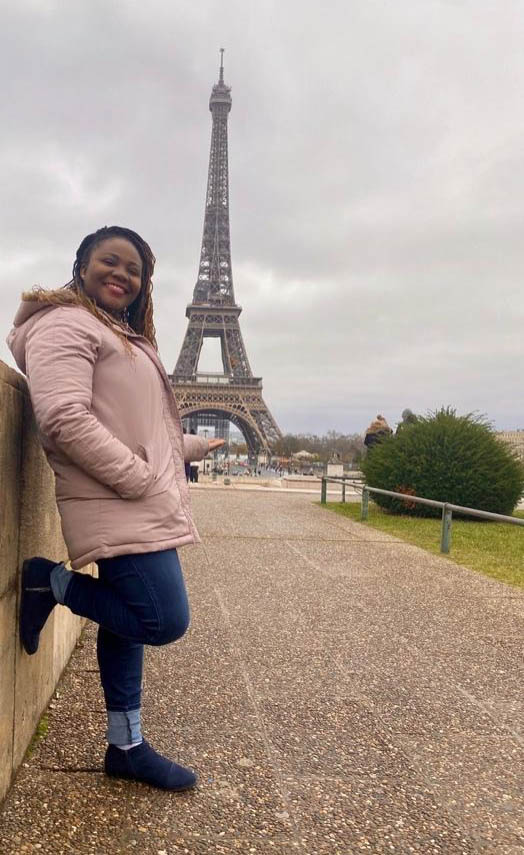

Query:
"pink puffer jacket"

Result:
[[7, 296, 209, 569]]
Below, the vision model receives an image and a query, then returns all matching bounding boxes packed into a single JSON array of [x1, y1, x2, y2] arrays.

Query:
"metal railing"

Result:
[[320, 475, 364, 504], [320, 477, 524, 553]]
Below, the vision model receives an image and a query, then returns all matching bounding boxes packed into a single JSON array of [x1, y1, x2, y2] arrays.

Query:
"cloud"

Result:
[[1, 0, 523, 435]]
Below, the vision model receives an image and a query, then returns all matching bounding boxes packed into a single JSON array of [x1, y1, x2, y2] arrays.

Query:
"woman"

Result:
[[364, 414, 393, 449], [7, 225, 223, 791]]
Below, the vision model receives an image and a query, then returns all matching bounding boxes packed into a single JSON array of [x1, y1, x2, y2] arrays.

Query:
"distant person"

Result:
[[396, 408, 418, 435], [183, 428, 191, 481], [364, 414, 393, 449], [189, 429, 199, 483]]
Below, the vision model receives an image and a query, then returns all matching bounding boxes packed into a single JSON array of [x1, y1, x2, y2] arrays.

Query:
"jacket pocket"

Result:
[[135, 443, 170, 497], [136, 444, 149, 463], [54, 462, 123, 500]]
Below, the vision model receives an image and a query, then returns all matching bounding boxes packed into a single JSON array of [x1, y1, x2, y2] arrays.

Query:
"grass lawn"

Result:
[[321, 501, 524, 589]]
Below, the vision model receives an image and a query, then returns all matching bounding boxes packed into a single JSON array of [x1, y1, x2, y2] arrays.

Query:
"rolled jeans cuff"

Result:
[[106, 708, 142, 745], [50, 562, 73, 605]]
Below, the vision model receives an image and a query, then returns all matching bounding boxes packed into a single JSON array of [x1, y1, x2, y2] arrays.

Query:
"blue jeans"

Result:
[[64, 549, 190, 715]]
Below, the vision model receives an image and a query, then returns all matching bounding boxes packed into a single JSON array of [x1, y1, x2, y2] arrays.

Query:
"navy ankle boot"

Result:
[[105, 740, 197, 791], [20, 557, 59, 655]]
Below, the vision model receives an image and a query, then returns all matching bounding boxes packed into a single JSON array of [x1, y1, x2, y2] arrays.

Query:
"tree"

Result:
[[361, 407, 524, 517], [271, 431, 364, 464], [229, 441, 248, 456], [272, 434, 301, 458]]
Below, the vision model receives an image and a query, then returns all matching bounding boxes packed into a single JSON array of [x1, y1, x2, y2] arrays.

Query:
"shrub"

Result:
[[360, 408, 524, 517]]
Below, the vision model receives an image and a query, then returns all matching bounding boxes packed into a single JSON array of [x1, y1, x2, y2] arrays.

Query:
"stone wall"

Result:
[[0, 360, 93, 804]]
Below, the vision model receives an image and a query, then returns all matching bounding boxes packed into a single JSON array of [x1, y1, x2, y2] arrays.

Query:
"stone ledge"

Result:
[[0, 360, 27, 393], [0, 359, 92, 805]]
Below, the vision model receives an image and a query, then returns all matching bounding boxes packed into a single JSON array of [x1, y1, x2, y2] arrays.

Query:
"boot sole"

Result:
[[104, 767, 197, 791], [20, 559, 39, 655]]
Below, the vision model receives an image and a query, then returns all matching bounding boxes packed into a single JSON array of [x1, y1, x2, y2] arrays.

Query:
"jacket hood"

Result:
[[7, 289, 84, 374]]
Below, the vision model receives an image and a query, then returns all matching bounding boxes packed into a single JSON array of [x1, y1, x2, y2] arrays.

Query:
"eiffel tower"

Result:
[[171, 51, 281, 457]]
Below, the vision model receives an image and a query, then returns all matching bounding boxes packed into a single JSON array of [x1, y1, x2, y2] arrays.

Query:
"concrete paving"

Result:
[[0, 490, 522, 854]]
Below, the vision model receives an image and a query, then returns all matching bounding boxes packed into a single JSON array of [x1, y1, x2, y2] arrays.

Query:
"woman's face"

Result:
[[80, 237, 143, 316]]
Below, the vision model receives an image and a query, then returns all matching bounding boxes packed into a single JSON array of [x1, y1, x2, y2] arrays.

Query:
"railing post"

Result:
[[321, 477, 327, 504], [440, 504, 452, 553], [361, 487, 369, 520], [342, 481, 346, 503]]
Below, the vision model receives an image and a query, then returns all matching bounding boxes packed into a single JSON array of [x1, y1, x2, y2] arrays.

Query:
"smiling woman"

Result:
[[17, 226, 160, 351], [67, 225, 158, 343], [6, 225, 224, 792], [80, 237, 143, 318]]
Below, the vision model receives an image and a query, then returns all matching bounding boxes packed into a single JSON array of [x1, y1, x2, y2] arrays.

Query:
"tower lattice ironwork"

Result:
[[171, 51, 281, 456]]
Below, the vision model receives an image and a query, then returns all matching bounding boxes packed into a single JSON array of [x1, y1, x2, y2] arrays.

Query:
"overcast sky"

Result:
[[1, 0, 523, 435]]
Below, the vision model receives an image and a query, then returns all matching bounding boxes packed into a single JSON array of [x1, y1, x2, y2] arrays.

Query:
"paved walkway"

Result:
[[0, 490, 522, 854]]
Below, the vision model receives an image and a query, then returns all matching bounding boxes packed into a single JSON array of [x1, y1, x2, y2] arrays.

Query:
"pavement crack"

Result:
[[454, 684, 524, 748], [328, 654, 488, 854], [201, 545, 301, 845], [285, 539, 324, 574], [38, 766, 103, 773]]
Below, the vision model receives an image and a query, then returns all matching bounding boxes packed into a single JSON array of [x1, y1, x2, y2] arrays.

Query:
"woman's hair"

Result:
[[366, 414, 391, 434], [24, 225, 158, 351]]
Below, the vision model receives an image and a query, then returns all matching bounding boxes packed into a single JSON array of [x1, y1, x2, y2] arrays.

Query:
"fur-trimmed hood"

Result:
[[14, 286, 81, 320], [8, 289, 75, 374], [8, 288, 124, 374]]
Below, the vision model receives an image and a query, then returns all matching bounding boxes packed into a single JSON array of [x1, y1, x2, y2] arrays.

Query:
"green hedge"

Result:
[[360, 408, 524, 517]]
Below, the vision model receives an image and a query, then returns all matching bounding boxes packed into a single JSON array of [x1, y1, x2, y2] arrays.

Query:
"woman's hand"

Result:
[[207, 438, 226, 453]]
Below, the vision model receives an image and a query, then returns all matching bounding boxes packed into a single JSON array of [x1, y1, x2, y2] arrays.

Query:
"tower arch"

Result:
[[181, 406, 266, 458]]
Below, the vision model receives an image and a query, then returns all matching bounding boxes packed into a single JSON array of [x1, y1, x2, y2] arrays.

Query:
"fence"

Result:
[[319, 475, 363, 504], [320, 476, 524, 553]]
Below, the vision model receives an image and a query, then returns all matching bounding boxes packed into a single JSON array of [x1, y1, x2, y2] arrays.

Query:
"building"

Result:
[[497, 430, 524, 461]]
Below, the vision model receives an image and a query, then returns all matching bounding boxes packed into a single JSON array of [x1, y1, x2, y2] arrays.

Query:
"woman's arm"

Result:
[[182, 433, 210, 463], [25, 308, 155, 500]]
